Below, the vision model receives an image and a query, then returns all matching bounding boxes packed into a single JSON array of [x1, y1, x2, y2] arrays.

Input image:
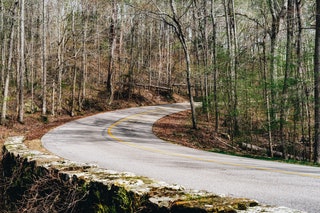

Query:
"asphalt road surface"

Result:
[[42, 103, 320, 212]]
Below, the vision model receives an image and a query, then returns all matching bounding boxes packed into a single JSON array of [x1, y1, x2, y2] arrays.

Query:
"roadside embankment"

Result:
[[1, 136, 301, 212]]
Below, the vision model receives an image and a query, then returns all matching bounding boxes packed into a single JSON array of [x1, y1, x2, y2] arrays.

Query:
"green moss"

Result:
[[170, 195, 258, 213]]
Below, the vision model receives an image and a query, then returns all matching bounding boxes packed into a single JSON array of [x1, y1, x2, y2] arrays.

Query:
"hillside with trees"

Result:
[[0, 0, 320, 163]]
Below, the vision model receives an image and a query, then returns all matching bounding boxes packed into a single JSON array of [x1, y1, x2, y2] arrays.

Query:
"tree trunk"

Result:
[[0, 0, 4, 88], [223, 0, 238, 137], [169, 0, 197, 129], [230, 0, 239, 136], [106, 0, 117, 105], [51, 81, 55, 116], [268, 0, 285, 125], [57, 12, 65, 115], [279, 0, 294, 159], [261, 34, 274, 157], [294, 0, 303, 159], [30, 18, 35, 114], [79, 1, 88, 110], [128, 21, 136, 98], [42, 0, 47, 116], [70, 9, 77, 117], [314, 0, 320, 163], [71, 66, 77, 117], [210, 0, 219, 131], [18, 0, 25, 123]]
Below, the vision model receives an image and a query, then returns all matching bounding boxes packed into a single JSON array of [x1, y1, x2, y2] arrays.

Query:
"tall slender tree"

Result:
[[210, 0, 219, 131], [18, 0, 25, 123], [314, 0, 320, 163], [267, 0, 285, 124], [149, 0, 197, 129], [42, 0, 47, 116], [106, 0, 118, 105]]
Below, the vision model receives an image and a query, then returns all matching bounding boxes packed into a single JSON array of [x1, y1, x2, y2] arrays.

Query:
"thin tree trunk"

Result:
[[71, 66, 77, 117], [0, 0, 4, 88], [42, 0, 47, 116], [30, 21, 35, 113], [106, 0, 117, 105], [280, 0, 294, 159], [52, 81, 55, 116], [168, 0, 197, 129], [268, 0, 285, 125], [70, 9, 76, 117], [314, 0, 320, 163], [96, 17, 102, 84], [148, 26, 153, 86], [294, 0, 303, 159], [230, 0, 239, 136], [18, 0, 25, 123], [210, 0, 219, 131], [57, 14, 64, 115], [80, 1, 88, 110], [223, 0, 238, 137], [260, 32, 274, 157], [166, 27, 172, 86], [128, 22, 135, 98], [158, 22, 163, 87]]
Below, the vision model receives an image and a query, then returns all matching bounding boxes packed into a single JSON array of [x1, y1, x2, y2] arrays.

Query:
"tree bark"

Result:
[[106, 0, 117, 105], [70, 8, 77, 117], [18, 0, 25, 123], [42, 0, 47, 116], [57, 2, 65, 115], [0, 0, 4, 88], [314, 0, 320, 163], [210, 0, 219, 131], [223, 0, 239, 137], [279, 0, 294, 159], [268, 0, 285, 124], [79, 0, 88, 110]]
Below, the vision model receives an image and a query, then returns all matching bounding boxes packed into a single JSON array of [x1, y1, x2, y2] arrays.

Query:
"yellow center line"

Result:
[[107, 109, 320, 179]]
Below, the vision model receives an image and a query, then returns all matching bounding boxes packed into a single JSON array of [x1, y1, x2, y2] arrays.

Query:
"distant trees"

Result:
[[0, 0, 319, 162], [1, 0, 18, 125]]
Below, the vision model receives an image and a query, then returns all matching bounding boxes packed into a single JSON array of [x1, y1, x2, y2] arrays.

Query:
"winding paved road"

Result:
[[42, 103, 320, 212]]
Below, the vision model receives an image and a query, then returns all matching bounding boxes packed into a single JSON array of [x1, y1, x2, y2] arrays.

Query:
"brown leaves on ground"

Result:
[[153, 110, 237, 152]]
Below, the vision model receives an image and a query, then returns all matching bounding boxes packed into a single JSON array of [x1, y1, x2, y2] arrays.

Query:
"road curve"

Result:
[[42, 103, 320, 212]]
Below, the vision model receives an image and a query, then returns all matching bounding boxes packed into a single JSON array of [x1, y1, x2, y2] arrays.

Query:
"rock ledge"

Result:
[[1, 136, 303, 212]]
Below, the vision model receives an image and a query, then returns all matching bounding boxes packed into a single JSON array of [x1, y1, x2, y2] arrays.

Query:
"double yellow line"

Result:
[[107, 109, 320, 179]]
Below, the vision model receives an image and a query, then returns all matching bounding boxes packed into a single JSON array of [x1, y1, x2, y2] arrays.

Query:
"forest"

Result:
[[1, 0, 320, 163]]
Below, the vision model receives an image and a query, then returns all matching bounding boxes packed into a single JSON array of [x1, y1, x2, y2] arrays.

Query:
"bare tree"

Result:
[[148, 0, 197, 129]]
